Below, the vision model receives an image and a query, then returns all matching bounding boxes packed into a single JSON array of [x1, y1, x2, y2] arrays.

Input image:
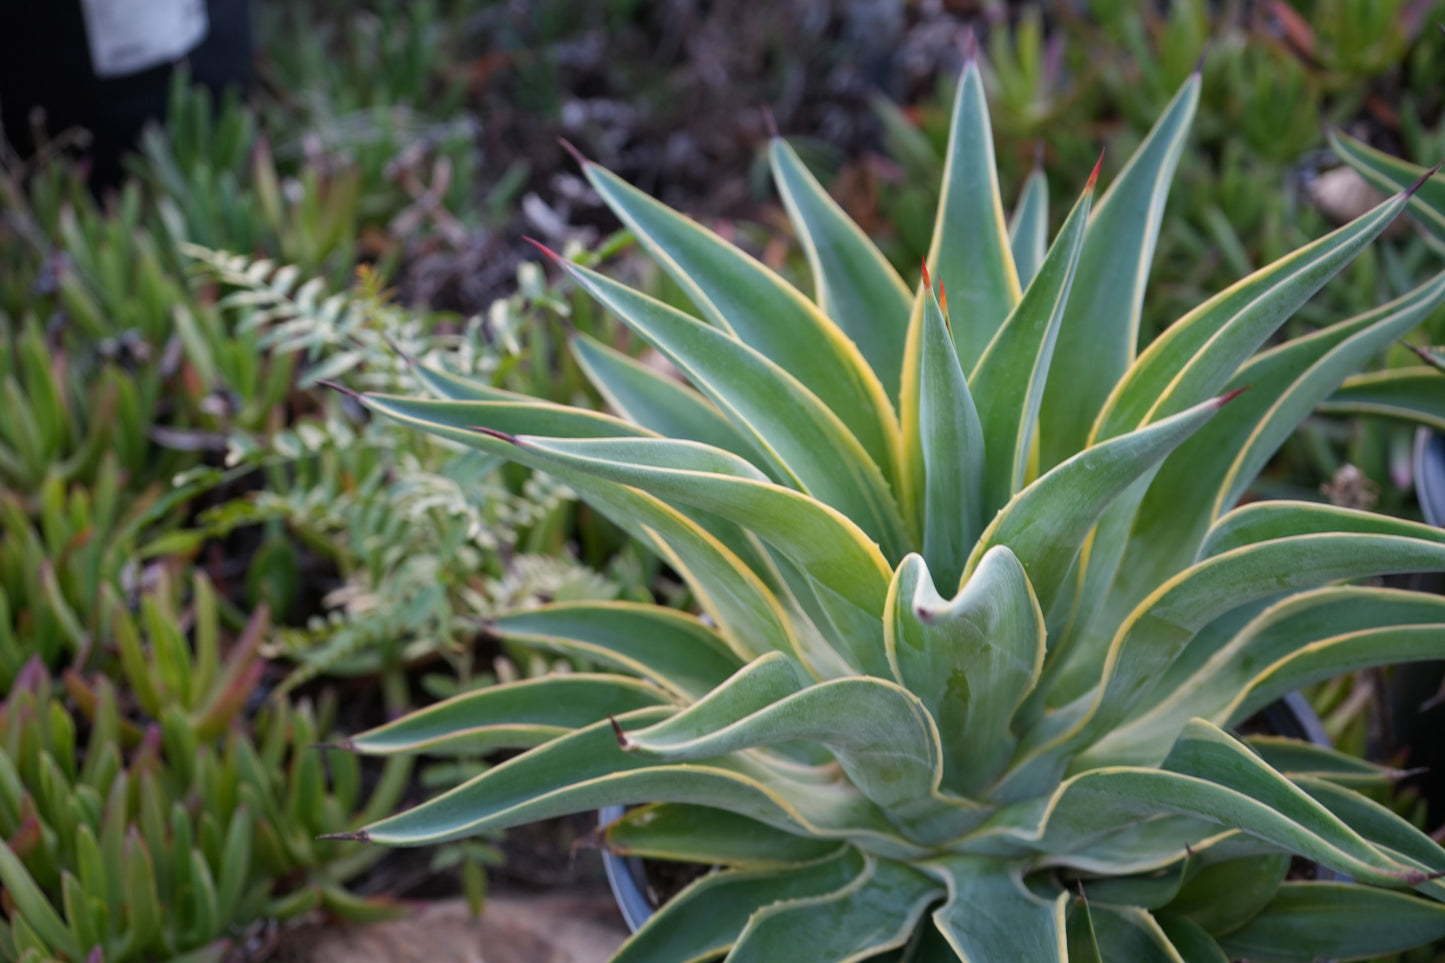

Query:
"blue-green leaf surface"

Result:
[[770, 137, 913, 403]]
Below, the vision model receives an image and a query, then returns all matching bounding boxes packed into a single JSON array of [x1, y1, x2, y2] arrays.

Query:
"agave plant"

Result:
[[340, 55, 1445, 961]]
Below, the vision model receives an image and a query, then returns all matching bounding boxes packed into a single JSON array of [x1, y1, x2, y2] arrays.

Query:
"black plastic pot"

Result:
[[597, 804, 655, 931], [1415, 428, 1445, 528], [597, 693, 1335, 931], [1393, 428, 1445, 827], [0, 0, 253, 188]]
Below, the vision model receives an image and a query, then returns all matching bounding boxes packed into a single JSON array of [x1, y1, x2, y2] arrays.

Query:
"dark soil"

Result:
[[393, 0, 984, 314]]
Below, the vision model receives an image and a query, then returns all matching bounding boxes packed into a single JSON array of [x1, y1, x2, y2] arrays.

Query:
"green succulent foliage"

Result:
[[0, 148, 297, 488], [1316, 138, 1445, 434], [0, 572, 410, 963], [256, 0, 478, 233], [0, 460, 195, 690], [127, 71, 366, 286], [875, 3, 1445, 354], [346, 58, 1445, 962], [0, 178, 297, 687]]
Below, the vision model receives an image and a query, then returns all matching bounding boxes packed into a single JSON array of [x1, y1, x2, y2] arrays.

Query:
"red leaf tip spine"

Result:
[[960, 28, 978, 65], [1086, 149, 1105, 192], [523, 236, 565, 265], [1405, 162, 1443, 198], [316, 380, 362, 402], [557, 137, 589, 167], [608, 715, 631, 749], [469, 425, 519, 445], [762, 105, 779, 139]]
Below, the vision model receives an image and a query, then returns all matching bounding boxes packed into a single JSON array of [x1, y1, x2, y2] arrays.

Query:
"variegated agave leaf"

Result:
[[347, 55, 1445, 962]]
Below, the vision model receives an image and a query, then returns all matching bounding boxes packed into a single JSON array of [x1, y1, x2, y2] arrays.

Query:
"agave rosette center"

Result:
[[349, 57, 1445, 962]]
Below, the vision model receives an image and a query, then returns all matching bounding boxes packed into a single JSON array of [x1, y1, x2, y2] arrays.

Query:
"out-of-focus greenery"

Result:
[[874, 1, 1445, 327], [0, 579, 411, 963], [0, 1, 628, 955]]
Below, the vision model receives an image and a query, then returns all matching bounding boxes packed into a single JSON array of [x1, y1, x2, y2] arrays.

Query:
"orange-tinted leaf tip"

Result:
[[1086, 149, 1105, 192], [939, 281, 949, 317], [921, 259, 931, 291]]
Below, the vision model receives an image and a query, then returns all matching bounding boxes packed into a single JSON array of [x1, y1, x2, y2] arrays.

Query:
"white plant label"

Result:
[[79, 0, 209, 79]]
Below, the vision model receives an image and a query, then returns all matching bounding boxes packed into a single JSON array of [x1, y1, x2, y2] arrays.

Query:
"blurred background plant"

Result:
[[0, 581, 412, 962], [4, 0, 1445, 959]]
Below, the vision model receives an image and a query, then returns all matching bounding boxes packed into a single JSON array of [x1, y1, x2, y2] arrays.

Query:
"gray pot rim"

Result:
[[598, 691, 1334, 932]]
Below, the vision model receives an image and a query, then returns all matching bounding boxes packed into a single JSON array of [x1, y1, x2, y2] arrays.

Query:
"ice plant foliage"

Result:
[[347, 57, 1445, 961]]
